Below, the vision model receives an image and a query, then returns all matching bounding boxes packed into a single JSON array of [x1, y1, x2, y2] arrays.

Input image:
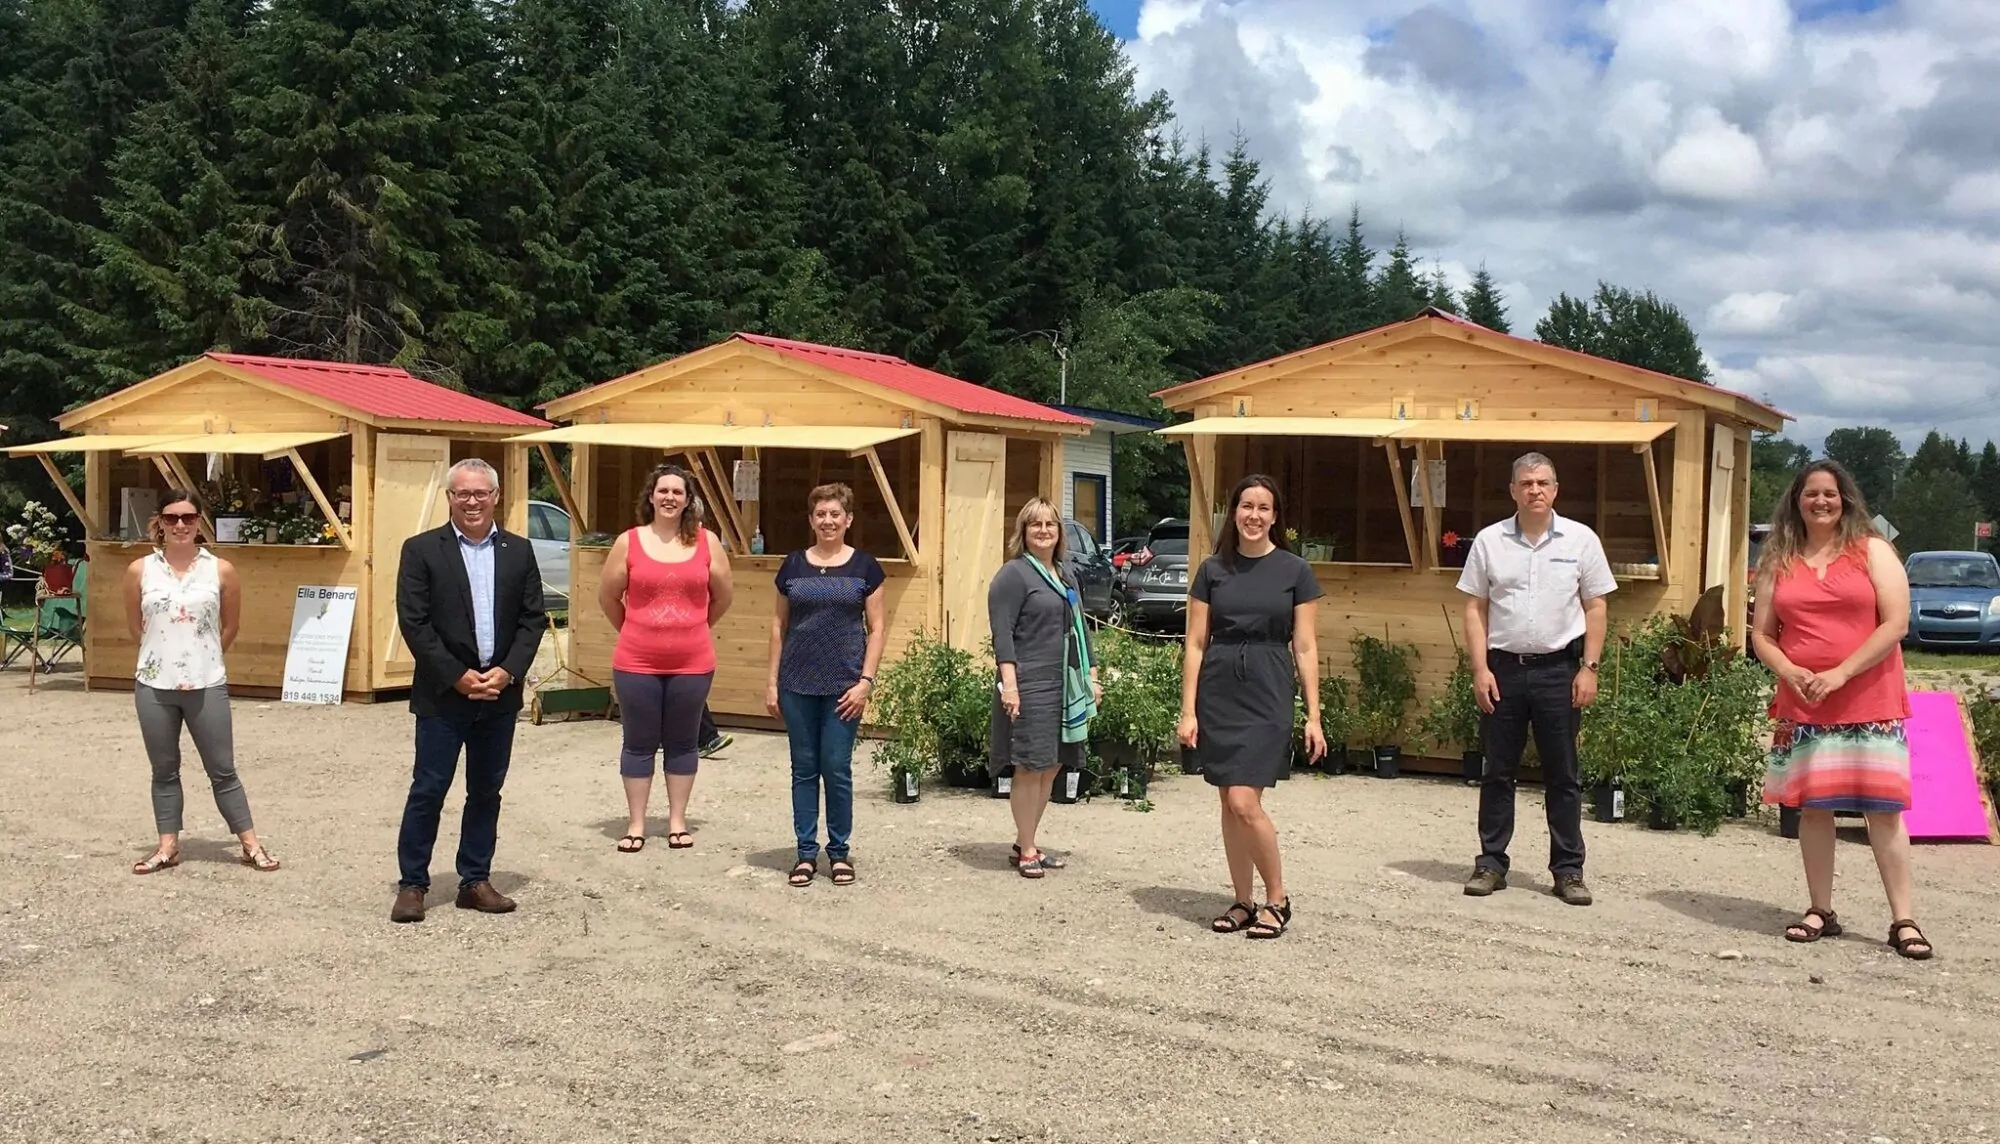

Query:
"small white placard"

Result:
[[282, 585, 358, 704], [1409, 459, 1447, 508], [120, 488, 160, 539], [213, 516, 245, 543], [732, 459, 761, 502]]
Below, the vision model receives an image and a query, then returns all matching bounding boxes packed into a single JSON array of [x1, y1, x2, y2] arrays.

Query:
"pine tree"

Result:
[[1372, 231, 1425, 324], [1976, 442, 2000, 523], [1329, 207, 1376, 337], [231, 0, 506, 378], [1462, 264, 1509, 332], [1907, 430, 1960, 479], [1955, 437, 1975, 479], [90, 0, 266, 390], [1425, 264, 1456, 314]]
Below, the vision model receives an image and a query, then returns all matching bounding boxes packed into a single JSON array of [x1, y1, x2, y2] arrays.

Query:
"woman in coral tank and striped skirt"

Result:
[[1751, 460, 1931, 959]]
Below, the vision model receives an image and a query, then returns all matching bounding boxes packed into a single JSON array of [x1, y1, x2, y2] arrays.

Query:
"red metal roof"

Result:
[[731, 334, 1090, 426], [208, 353, 549, 428], [1154, 308, 1788, 422]]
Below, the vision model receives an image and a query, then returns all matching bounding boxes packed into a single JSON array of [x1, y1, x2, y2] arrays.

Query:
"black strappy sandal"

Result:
[[1211, 901, 1255, 933], [1784, 906, 1840, 943], [829, 858, 856, 886], [1246, 898, 1292, 940], [788, 860, 816, 887], [1888, 919, 1933, 960], [616, 835, 646, 853]]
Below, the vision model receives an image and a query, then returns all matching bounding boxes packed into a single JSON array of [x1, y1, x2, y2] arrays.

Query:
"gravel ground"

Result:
[[3, 663, 1998, 1144]]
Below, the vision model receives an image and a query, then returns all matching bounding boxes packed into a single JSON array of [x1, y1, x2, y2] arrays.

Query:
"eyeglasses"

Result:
[[447, 489, 497, 503], [159, 512, 200, 526]]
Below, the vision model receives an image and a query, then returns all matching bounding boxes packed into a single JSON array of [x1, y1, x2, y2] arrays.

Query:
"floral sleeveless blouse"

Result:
[[136, 549, 227, 690]]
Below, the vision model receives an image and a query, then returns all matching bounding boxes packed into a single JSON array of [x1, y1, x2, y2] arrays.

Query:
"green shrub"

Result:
[[1417, 648, 1479, 756], [1352, 631, 1419, 747], [873, 630, 988, 778]]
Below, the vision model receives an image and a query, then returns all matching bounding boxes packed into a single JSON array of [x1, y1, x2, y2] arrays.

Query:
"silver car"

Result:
[[526, 499, 572, 607]]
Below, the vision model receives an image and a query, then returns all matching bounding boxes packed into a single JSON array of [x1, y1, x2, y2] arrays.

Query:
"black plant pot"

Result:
[[1778, 805, 1801, 839], [1178, 745, 1202, 775], [1051, 767, 1083, 804], [1590, 782, 1626, 823], [1096, 740, 1139, 778], [940, 748, 985, 789], [1372, 745, 1400, 779], [1348, 748, 1372, 774], [891, 770, 921, 804], [1113, 766, 1150, 800], [991, 766, 1014, 799], [1725, 780, 1751, 819], [1647, 804, 1679, 831]]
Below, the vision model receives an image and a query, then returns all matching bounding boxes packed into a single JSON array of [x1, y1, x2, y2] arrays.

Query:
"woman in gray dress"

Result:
[[989, 497, 1100, 879], [1179, 474, 1324, 938]]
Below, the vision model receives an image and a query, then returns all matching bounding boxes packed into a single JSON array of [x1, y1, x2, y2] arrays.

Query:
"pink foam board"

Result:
[[1904, 690, 1994, 841]]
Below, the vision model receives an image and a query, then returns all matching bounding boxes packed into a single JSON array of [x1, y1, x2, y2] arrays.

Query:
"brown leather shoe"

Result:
[[1553, 874, 1594, 906], [1462, 868, 1507, 896], [390, 886, 427, 924], [455, 881, 516, 914]]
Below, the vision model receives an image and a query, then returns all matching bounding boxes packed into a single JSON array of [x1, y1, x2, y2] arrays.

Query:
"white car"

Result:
[[526, 499, 572, 607]]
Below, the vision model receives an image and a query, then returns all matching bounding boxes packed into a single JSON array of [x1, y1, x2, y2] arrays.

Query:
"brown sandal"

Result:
[[240, 845, 280, 872], [1888, 919, 1933, 960], [1211, 901, 1254, 933], [1784, 906, 1840, 943], [132, 850, 180, 875], [1016, 849, 1047, 879]]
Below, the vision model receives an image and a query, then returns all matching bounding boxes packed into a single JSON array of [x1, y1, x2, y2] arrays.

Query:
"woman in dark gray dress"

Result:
[[1179, 474, 1324, 938], [989, 497, 1100, 879]]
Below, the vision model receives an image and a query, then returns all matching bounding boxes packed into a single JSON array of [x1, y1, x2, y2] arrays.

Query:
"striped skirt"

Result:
[[1762, 719, 1911, 813]]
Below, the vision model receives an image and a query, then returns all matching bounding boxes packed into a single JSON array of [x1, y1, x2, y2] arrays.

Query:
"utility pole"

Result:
[[1056, 340, 1069, 406]]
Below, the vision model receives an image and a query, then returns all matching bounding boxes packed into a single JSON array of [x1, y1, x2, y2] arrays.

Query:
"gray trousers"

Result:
[[135, 684, 253, 835]]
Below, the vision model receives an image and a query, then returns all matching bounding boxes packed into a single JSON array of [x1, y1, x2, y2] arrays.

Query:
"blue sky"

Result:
[[1087, 0, 1140, 40], [1092, 1, 2000, 452]]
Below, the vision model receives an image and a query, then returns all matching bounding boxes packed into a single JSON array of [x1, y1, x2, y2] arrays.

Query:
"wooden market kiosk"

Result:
[[523, 332, 1091, 722], [3, 353, 549, 697], [1157, 309, 1789, 724]]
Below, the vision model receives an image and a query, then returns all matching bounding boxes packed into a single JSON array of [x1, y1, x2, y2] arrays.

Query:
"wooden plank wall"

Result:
[[84, 540, 367, 694], [594, 360, 911, 428], [568, 547, 935, 722]]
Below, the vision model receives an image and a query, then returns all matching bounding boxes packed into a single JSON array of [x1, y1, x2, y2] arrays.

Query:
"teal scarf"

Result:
[[1025, 555, 1097, 744]]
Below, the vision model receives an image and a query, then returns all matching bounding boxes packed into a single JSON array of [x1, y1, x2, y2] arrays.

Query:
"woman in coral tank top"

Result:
[[1751, 461, 1930, 959], [599, 464, 733, 852]]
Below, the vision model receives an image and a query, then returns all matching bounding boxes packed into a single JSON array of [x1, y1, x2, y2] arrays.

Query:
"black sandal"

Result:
[[788, 860, 816, 887], [1016, 849, 1048, 879], [829, 858, 856, 886], [1211, 901, 1255, 933], [667, 832, 693, 849], [616, 835, 646, 853], [1784, 906, 1840, 943], [1246, 898, 1292, 940], [1888, 919, 1934, 960]]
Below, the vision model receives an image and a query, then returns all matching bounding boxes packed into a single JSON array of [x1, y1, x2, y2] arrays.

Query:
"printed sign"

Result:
[[282, 585, 359, 704], [1903, 690, 1995, 842], [1409, 458, 1447, 508], [1977, 521, 1994, 540]]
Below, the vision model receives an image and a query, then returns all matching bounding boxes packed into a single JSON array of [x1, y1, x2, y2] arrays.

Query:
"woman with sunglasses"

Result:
[[122, 490, 278, 875]]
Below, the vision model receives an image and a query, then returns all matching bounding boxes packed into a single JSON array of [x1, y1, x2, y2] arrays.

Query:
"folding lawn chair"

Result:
[[27, 559, 86, 693]]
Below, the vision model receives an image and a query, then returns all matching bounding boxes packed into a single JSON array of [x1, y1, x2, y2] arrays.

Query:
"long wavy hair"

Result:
[[636, 463, 702, 544], [1215, 474, 1288, 571], [1756, 459, 1881, 581]]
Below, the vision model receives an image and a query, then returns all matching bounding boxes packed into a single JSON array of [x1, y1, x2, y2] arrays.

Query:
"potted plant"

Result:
[[1318, 672, 1354, 776], [870, 630, 973, 802], [1965, 683, 2000, 810], [202, 475, 250, 541], [1417, 648, 1482, 784], [1612, 615, 1770, 836], [6, 501, 73, 587], [1438, 529, 1471, 569], [1352, 631, 1418, 778]]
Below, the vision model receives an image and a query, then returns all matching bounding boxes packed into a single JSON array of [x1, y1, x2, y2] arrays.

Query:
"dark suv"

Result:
[[1112, 518, 1191, 631]]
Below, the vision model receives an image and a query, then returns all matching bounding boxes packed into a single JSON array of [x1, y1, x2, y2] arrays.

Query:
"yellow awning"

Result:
[[127, 431, 348, 458], [508, 423, 920, 455], [3, 433, 181, 455], [1387, 419, 1676, 445], [1158, 416, 1416, 439]]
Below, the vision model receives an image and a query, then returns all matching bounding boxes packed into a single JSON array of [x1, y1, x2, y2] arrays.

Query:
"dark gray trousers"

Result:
[[135, 684, 253, 835]]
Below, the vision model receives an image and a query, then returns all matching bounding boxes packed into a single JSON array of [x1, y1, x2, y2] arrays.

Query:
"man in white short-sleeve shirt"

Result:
[[1456, 452, 1616, 906]]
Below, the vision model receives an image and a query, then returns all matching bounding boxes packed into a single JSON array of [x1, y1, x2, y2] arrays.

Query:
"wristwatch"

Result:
[[1581, 659, 1600, 673]]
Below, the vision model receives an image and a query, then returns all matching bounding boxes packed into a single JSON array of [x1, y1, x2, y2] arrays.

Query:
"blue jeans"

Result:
[[397, 706, 517, 889], [780, 690, 859, 861]]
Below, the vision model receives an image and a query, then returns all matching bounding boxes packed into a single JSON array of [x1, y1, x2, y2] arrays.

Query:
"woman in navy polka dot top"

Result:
[[766, 483, 887, 888]]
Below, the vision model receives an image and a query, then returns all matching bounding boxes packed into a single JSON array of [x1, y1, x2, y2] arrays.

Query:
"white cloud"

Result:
[[1126, 0, 2000, 452], [1652, 107, 1771, 201]]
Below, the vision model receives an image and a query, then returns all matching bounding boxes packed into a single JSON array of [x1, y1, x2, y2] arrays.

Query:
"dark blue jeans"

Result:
[[780, 690, 859, 861], [397, 705, 517, 889], [1476, 655, 1585, 877]]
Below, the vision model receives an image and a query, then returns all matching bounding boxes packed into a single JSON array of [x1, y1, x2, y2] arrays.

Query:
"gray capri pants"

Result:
[[134, 684, 253, 835], [614, 670, 712, 778]]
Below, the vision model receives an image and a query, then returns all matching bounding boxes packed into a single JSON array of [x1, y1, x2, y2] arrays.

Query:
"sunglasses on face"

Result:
[[159, 512, 201, 526]]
